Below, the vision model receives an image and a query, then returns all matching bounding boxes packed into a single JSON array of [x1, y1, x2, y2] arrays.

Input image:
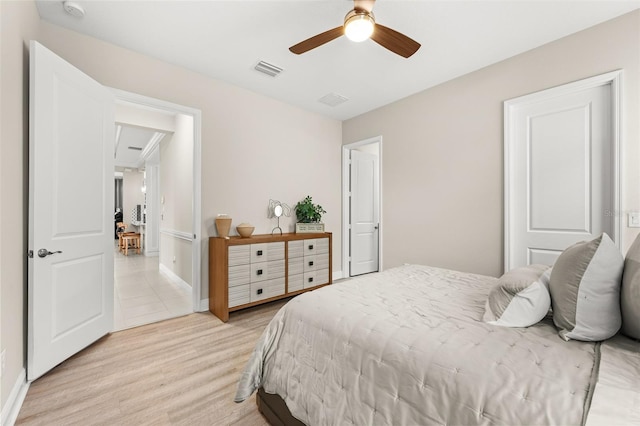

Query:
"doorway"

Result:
[[28, 41, 203, 380], [111, 90, 202, 330], [342, 136, 382, 277]]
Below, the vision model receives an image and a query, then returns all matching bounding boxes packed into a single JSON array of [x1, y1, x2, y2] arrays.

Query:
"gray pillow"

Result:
[[621, 234, 640, 340], [549, 233, 623, 341], [483, 264, 551, 327]]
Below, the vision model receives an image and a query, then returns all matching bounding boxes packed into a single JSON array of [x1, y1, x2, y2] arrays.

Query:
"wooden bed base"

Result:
[[257, 388, 305, 426]]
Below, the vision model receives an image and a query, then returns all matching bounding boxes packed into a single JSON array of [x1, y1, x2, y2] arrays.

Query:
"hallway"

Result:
[[114, 248, 192, 331]]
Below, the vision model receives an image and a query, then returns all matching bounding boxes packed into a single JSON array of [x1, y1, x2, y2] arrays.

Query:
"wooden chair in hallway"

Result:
[[120, 232, 141, 255]]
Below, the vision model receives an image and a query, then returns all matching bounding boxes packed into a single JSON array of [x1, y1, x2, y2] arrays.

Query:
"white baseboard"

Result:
[[158, 264, 210, 313], [158, 263, 192, 292], [1, 368, 29, 426], [333, 269, 344, 280], [199, 298, 209, 312]]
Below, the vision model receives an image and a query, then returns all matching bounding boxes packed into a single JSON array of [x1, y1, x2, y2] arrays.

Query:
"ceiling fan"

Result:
[[289, 0, 420, 58]]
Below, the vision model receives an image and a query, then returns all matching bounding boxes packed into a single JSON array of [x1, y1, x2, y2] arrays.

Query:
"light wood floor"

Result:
[[16, 300, 288, 425]]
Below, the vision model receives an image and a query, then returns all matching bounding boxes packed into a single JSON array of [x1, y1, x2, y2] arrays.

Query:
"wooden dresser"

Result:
[[209, 232, 332, 322]]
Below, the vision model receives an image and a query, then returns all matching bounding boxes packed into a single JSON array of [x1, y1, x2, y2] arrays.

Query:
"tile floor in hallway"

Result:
[[114, 245, 192, 331]]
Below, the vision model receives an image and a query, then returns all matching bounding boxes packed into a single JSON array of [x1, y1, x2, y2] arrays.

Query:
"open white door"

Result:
[[350, 149, 379, 276], [28, 41, 114, 381]]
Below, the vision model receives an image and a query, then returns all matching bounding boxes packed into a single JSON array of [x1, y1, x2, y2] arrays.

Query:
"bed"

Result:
[[235, 246, 640, 425]]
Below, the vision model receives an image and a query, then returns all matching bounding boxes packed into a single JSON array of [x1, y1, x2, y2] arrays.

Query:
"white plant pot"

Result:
[[296, 223, 325, 233]]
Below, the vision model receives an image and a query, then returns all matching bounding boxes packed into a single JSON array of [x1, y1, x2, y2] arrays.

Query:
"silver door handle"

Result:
[[38, 248, 62, 258]]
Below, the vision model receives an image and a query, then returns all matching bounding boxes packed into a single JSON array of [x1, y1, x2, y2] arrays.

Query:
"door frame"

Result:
[[342, 136, 383, 278], [110, 88, 203, 311], [503, 70, 622, 271]]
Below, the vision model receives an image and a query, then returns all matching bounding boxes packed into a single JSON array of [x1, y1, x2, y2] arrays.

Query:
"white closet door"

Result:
[[505, 71, 620, 270]]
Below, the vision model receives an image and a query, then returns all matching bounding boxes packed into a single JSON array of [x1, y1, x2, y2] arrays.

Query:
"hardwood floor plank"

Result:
[[16, 300, 288, 425]]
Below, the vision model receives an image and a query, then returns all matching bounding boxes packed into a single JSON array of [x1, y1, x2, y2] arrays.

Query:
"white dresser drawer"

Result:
[[250, 243, 268, 263], [316, 268, 329, 285], [228, 264, 251, 287], [250, 277, 285, 302], [288, 256, 304, 276], [229, 283, 250, 307], [315, 237, 329, 255], [303, 268, 329, 289], [250, 242, 285, 263], [228, 245, 250, 266], [250, 259, 285, 283], [288, 273, 304, 292], [303, 253, 329, 272], [288, 241, 303, 259], [303, 239, 317, 255]]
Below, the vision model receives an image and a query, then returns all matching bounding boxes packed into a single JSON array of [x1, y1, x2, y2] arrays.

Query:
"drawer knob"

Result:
[[308, 244, 314, 250], [309, 261, 314, 266], [308, 277, 314, 283], [257, 288, 263, 295], [257, 250, 263, 256], [257, 269, 263, 275]]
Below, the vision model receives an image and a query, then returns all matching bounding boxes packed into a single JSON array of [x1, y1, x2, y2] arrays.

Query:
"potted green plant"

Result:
[[294, 196, 326, 233]]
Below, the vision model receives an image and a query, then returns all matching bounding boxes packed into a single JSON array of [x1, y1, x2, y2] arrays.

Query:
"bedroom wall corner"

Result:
[[342, 9, 640, 276]]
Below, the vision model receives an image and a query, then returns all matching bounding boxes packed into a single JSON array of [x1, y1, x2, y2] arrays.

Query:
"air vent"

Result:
[[128, 146, 143, 151], [318, 93, 349, 107], [254, 60, 284, 77]]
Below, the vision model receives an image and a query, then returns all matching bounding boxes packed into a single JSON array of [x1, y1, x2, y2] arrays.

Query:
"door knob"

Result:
[[38, 248, 62, 258]]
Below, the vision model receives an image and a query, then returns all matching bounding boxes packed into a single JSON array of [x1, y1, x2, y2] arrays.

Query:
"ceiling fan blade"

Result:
[[289, 26, 344, 55], [371, 23, 421, 58], [354, 0, 375, 13]]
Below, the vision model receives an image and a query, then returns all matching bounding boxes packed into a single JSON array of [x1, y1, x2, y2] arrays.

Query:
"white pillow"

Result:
[[549, 233, 623, 341], [483, 264, 551, 328]]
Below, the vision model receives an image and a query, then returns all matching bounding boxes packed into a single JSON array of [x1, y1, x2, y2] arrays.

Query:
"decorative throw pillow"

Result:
[[549, 233, 623, 341], [483, 264, 551, 327], [621, 234, 640, 340]]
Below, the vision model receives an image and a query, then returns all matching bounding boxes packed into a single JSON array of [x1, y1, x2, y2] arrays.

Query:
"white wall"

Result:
[[343, 10, 640, 277], [159, 114, 193, 285], [115, 103, 175, 133], [122, 170, 145, 225], [0, 0, 40, 412], [160, 116, 193, 234]]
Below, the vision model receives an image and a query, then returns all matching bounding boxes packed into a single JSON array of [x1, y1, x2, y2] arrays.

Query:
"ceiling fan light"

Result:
[[344, 10, 375, 42]]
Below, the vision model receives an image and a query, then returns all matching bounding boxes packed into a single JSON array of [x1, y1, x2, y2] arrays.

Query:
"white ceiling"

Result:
[[36, 0, 640, 121], [115, 124, 167, 169]]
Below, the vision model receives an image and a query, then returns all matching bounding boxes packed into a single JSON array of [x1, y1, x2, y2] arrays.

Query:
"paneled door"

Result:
[[28, 41, 115, 380], [504, 71, 620, 271], [350, 149, 380, 276]]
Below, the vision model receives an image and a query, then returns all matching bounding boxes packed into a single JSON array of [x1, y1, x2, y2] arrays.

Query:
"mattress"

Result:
[[236, 264, 598, 425]]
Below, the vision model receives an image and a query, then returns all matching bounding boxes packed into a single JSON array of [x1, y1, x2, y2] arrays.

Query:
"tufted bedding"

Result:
[[235, 264, 600, 425]]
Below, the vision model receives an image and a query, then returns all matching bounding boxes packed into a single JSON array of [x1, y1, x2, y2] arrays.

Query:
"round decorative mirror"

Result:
[[268, 199, 291, 235]]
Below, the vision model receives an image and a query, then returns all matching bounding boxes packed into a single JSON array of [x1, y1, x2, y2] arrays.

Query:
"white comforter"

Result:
[[236, 265, 598, 425]]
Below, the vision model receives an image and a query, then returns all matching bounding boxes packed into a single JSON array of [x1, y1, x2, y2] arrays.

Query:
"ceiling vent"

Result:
[[254, 61, 284, 77], [128, 146, 143, 151], [318, 93, 349, 107]]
